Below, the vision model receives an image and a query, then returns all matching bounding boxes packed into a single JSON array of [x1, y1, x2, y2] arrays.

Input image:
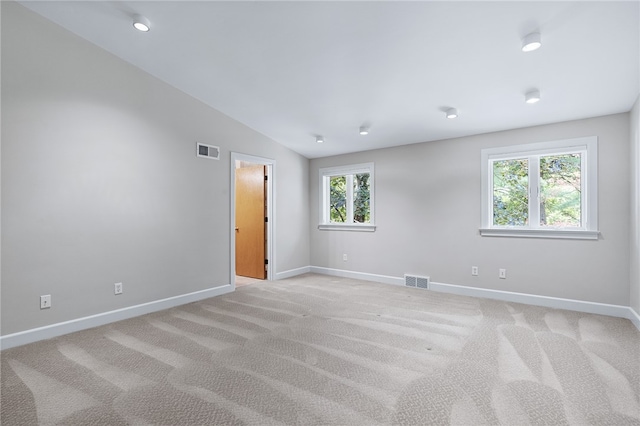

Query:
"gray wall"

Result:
[[1, 3, 309, 335], [631, 96, 640, 315], [310, 114, 631, 306]]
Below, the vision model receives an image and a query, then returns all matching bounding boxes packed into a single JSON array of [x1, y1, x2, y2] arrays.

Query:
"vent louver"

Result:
[[196, 142, 220, 160], [404, 274, 430, 290]]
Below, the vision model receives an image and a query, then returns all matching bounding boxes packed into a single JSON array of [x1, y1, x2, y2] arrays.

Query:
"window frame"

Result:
[[480, 136, 598, 240], [318, 162, 375, 232]]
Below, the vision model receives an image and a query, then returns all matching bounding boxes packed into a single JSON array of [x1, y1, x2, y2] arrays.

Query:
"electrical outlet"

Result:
[[343, 254, 348, 261], [471, 266, 479, 276], [114, 282, 123, 295], [499, 269, 507, 279], [40, 295, 51, 309]]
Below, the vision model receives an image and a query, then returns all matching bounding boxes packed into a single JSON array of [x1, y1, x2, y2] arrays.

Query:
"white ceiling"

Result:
[[19, 1, 640, 159]]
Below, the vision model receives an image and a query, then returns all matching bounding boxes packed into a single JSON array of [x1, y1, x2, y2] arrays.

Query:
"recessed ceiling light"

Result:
[[316, 136, 324, 143], [446, 108, 458, 119], [359, 126, 369, 135], [522, 32, 541, 52], [133, 14, 151, 32], [525, 89, 541, 104]]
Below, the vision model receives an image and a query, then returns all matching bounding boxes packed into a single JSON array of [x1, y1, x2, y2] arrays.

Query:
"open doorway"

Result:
[[230, 153, 275, 288]]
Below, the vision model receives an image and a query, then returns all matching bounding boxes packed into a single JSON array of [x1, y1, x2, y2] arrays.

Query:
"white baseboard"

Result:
[[629, 307, 640, 330], [309, 266, 640, 331], [0, 284, 233, 351], [429, 281, 636, 325], [275, 266, 311, 280], [310, 266, 404, 286]]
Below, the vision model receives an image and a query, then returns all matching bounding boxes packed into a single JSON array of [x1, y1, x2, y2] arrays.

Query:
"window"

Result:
[[319, 163, 375, 231], [480, 137, 598, 239]]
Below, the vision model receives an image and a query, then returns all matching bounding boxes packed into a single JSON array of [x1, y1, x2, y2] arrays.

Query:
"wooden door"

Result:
[[235, 164, 267, 279]]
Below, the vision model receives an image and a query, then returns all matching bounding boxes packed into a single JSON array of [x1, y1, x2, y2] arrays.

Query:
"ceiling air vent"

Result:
[[404, 274, 430, 290], [196, 142, 220, 160]]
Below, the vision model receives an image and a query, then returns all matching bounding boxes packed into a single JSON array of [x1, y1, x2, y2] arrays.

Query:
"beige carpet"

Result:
[[2, 273, 639, 425], [235, 276, 264, 287]]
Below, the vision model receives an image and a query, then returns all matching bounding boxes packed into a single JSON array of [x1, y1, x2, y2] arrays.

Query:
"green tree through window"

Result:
[[330, 176, 346, 222], [481, 137, 597, 239], [329, 173, 371, 223], [320, 163, 374, 229], [493, 158, 529, 226], [353, 173, 370, 223], [540, 154, 581, 227], [492, 154, 582, 227]]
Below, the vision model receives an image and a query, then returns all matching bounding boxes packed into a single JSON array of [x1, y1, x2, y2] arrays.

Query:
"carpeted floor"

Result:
[[235, 276, 264, 288], [2, 273, 639, 425]]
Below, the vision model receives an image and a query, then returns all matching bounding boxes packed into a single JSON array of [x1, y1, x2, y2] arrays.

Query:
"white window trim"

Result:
[[319, 162, 375, 232], [480, 136, 598, 240]]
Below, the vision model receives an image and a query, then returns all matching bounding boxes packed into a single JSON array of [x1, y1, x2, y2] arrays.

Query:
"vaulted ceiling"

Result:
[[20, 1, 640, 158]]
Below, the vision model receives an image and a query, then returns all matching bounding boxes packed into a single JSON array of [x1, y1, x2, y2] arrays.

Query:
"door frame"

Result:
[[230, 152, 275, 287]]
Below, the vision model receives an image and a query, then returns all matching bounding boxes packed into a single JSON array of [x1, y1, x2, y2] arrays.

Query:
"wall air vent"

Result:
[[196, 142, 220, 160], [404, 274, 430, 289]]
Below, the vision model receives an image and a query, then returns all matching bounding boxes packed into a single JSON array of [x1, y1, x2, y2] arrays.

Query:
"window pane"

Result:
[[540, 154, 581, 227], [329, 176, 347, 223], [493, 158, 529, 226], [353, 173, 370, 223]]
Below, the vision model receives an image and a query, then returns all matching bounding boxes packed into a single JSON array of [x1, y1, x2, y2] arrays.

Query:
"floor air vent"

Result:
[[404, 274, 430, 289]]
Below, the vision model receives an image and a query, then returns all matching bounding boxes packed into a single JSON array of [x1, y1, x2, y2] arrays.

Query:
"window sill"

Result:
[[318, 224, 376, 232], [479, 228, 599, 240]]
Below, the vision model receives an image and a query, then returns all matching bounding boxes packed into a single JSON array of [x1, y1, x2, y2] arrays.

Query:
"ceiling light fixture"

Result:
[[316, 136, 324, 143], [133, 14, 151, 32], [522, 32, 541, 52], [446, 108, 458, 119], [359, 126, 369, 135], [525, 89, 541, 104]]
